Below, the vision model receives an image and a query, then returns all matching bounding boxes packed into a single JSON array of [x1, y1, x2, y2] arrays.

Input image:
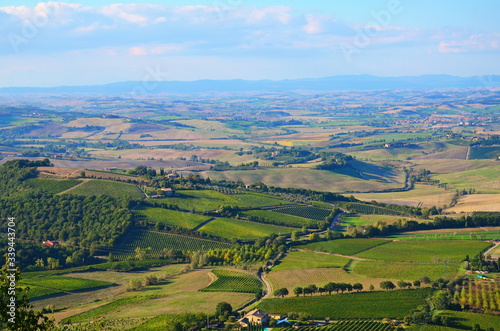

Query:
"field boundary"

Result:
[[192, 218, 216, 231]]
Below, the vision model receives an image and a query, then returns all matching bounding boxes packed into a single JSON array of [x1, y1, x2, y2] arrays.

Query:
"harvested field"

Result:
[[446, 194, 500, 213], [413, 147, 468, 160]]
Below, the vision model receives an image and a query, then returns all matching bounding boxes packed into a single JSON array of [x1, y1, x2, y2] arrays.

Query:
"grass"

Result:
[[20, 276, 113, 299], [356, 240, 491, 263], [234, 193, 293, 207], [241, 209, 318, 228], [272, 251, 351, 271], [303, 239, 391, 256], [153, 190, 240, 212], [64, 179, 145, 199], [409, 310, 500, 330], [135, 206, 211, 229], [257, 288, 433, 319], [25, 178, 81, 194], [201, 269, 262, 293], [197, 217, 295, 240], [353, 261, 460, 280], [338, 214, 407, 230]]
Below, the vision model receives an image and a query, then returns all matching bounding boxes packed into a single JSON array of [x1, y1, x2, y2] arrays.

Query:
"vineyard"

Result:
[[271, 205, 332, 221], [468, 146, 500, 160], [25, 178, 82, 194], [257, 288, 433, 319], [343, 203, 404, 216], [272, 251, 350, 271], [241, 209, 318, 228], [303, 239, 391, 256], [134, 206, 211, 229], [153, 190, 240, 211], [116, 229, 232, 259], [280, 320, 396, 331], [201, 269, 262, 293], [64, 179, 145, 199]]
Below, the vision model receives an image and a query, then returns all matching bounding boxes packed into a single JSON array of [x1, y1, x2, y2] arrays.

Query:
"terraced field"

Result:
[[64, 179, 145, 199], [201, 269, 262, 293], [197, 217, 295, 240]]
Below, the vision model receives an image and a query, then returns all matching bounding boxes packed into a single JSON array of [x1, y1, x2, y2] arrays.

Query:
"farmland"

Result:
[[272, 251, 351, 271], [20, 276, 113, 299], [257, 288, 433, 319], [25, 178, 81, 194], [356, 240, 491, 262], [343, 203, 404, 216], [241, 209, 318, 228], [353, 261, 459, 280], [468, 146, 500, 159], [197, 217, 295, 240], [433, 166, 500, 194], [134, 206, 211, 229], [64, 179, 145, 199], [303, 239, 391, 256], [201, 269, 262, 293], [271, 205, 332, 221], [153, 190, 240, 211], [117, 229, 232, 259], [382, 227, 500, 241]]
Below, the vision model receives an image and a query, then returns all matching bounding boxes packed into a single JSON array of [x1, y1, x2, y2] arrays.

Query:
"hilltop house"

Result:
[[238, 309, 270, 327]]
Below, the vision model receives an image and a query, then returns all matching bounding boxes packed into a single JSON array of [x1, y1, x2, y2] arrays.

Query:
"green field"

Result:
[[356, 240, 491, 263], [410, 310, 500, 331], [135, 206, 211, 229], [468, 146, 500, 160], [383, 230, 500, 241], [234, 193, 293, 207], [197, 217, 295, 240], [344, 203, 404, 216], [201, 269, 262, 293], [64, 179, 145, 199], [20, 276, 113, 299], [353, 261, 459, 280], [272, 251, 351, 271], [118, 229, 232, 259], [257, 288, 433, 319], [271, 205, 332, 221], [241, 209, 318, 228], [339, 214, 404, 228], [303, 239, 391, 256], [25, 178, 81, 194], [433, 166, 500, 194]]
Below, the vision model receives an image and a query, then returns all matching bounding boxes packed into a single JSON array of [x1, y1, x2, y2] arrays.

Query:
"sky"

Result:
[[0, 0, 499, 87]]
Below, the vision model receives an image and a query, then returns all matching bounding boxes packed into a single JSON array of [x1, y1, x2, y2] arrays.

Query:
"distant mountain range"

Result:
[[2, 75, 500, 94]]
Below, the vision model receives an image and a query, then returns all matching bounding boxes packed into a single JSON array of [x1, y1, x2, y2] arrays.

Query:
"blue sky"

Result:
[[1, 1, 499, 87]]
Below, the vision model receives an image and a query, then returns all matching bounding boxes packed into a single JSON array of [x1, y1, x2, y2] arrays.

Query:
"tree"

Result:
[[324, 282, 337, 295], [380, 281, 395, 290], [128, 278, 143, 291], [369, 284, 375, 291], [293, 287, 303, 297], [291, 231, 300, 241], [420, 276, 431, 284], [215, 302, 232, 319], [274, 288, 289, 298], [305, 284, 317, 295], [353, 283, 363, 292], [0, 262, 54, 330], [398, 280, 408, 289], [413, 280, 421, 288]]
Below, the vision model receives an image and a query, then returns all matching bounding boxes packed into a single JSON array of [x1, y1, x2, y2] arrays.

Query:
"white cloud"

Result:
[[129, 46, 147, 56], [438, 33, 500, 53]]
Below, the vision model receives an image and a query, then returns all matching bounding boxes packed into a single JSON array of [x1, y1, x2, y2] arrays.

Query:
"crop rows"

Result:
[[468, 146, 500, 160], [116, 230, 232, 259], [457, 279, 500, 311], [345, 203, 403, 216], [25, 178, 82, 194], [19, 276, 113, 299], [65, 179, 145, 199], [201, 269, 262, 293], [272, 206, 332, 221], [281, 321, 396, 331]]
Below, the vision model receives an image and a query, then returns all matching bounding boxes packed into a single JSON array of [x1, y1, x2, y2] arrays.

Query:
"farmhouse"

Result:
[[161, 188, 174, 196], [238, 309, 270, 327], [42, 240, 59, 247]]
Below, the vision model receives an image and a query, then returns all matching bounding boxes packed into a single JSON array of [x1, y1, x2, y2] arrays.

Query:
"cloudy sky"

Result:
[[1, 0, 499, 87]]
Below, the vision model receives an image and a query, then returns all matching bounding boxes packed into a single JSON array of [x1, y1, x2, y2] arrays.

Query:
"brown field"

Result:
[[353, 184, 454, 208], [198, 167, 403, 193], [119, 128, 227, 141], [446, 194, 500, 213], [173, 119, 243, 134], [135, 139, 259, 148], [413, 147, 468, 160], [396, 226, 500, 236], [63, 118, 126, 128], [411, 159, 497, 174], [91, 148, 237, 161]]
